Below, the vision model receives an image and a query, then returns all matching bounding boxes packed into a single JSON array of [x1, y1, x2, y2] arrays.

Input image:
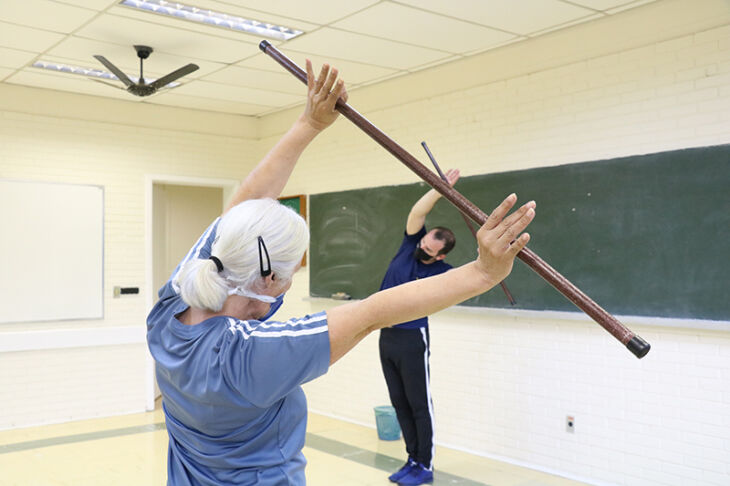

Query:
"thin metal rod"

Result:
[[421, 141, 516, 306], [259, 40, 650, 359]]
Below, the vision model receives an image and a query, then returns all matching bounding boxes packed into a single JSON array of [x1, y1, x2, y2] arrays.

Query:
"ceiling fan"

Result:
[[93, 45, 199, 97]]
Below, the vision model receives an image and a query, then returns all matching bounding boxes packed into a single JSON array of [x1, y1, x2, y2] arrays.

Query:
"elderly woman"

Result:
[[147, 60, 535, 486]]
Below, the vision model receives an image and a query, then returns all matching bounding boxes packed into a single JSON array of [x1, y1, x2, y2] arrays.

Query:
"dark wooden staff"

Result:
[[421, 141, 517, 306], [259, 40, 650, 359]]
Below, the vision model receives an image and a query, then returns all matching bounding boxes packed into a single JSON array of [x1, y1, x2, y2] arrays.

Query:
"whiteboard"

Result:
[[0, 180, 104, 323]]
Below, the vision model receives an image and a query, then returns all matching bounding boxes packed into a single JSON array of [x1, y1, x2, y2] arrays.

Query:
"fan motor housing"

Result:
[[134, 45, 153, 59], [128, 85, 156, 97]]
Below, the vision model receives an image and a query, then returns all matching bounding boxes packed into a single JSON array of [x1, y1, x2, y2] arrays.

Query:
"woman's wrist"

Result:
[[299, 111, 338, 133], [468, 260, 500, 292], [295, 114, 324, 133]]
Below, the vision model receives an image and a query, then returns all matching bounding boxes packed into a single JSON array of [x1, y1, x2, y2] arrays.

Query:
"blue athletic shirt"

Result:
[[147, 218, 330, 485], [379, 226, 452, 329]]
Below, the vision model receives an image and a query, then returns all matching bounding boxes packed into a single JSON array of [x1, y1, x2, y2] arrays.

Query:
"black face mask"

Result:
[[413, 246, 435, 262]]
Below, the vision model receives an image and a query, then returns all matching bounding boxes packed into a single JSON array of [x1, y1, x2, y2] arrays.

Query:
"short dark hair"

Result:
[[431, 226, 455, 255]]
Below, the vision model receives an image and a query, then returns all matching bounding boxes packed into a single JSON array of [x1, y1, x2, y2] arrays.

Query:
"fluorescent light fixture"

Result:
[[32, 61, 180, 87], [33, 61, 117, 80], [119, 0, 303, 40]]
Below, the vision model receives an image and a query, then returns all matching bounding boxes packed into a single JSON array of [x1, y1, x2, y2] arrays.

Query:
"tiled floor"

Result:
[[0, 405, 587, 485]]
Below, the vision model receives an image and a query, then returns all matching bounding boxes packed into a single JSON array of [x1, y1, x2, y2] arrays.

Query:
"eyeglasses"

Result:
[[258, 236, 271, 277]]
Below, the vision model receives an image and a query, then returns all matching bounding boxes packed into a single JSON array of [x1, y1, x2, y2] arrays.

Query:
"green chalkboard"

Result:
[[310, 144, 730, 321]]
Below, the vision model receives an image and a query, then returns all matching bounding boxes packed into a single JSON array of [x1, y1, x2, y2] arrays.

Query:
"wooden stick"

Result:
[[259, 41, 650, 359]]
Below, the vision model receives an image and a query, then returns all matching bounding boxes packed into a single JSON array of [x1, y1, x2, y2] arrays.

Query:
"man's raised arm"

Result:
[[405, 168, 460, 234]]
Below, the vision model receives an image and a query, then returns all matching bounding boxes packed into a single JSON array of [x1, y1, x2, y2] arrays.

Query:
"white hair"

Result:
[[175, 198, 308, 311]]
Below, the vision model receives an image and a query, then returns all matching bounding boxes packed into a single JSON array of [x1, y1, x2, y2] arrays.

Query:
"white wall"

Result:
[[0, 90, 261, 428], [0, 0, 728, 485]]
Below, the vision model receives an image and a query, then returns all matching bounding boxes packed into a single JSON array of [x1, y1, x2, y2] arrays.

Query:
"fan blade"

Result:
[[90, 78, 126, 91], [148, 63, 199, 90], [93, 55, 135, 88]]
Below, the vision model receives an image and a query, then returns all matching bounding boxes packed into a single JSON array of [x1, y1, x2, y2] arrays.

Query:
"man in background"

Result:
[[379, 169, 459, 486]]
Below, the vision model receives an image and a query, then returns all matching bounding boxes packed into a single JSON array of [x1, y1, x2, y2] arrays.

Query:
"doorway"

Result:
[[145, 175, 237, 409]]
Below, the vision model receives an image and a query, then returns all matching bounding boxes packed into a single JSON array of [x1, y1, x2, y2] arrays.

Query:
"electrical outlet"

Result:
[[566, 415, 575, 433]]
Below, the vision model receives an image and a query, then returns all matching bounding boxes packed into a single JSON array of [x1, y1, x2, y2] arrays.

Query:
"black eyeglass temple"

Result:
[[258, 236, 272, 277]]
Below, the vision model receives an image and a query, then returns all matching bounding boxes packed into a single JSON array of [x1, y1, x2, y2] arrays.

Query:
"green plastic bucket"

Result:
[[374, 405, 401, 441]]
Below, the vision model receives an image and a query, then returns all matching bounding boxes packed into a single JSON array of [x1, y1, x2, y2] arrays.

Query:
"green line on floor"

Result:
[[1, 422, 489, 485], [0, 423, 166, 454], [305, 433, 489, 486]]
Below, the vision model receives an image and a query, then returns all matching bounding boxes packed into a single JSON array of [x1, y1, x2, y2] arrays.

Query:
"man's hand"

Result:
[[406, 167, 461, 235], [443, 168, 460, 187]]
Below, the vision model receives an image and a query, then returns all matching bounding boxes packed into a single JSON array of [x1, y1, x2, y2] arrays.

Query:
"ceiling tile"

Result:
[[332, 2, 516, 54], [396, 0, 597, 35], [172, 79, 303, 107], [74, 13, 259, 64], [1, 0, 99, 33], [55, 0, 119, 10], [0, 66, 16, 80], [210, 0, 380, 25], [283, 28, 452, 70], [605, 0, 659, 14], [0, 47, 38, 69], [569, 0, 652, 11], [527, 12, 603, 37], [201, 65, 303, 94], [404, 54, 462, 73], [148, 93, 272, 116], [240, 51, 399, 87], [0, 21, 65, 52]]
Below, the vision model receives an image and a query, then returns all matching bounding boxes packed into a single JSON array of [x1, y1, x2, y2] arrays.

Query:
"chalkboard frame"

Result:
[[279, 194, 307, 267]]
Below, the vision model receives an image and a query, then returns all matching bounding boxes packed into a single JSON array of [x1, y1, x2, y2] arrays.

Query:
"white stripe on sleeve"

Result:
[[228, 315, 328, 340]]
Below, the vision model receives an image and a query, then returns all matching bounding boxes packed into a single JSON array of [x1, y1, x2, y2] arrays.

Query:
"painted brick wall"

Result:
[[289, 19, 730, 486], [0, 108, 260, 429], [0, 345, 147, 428]]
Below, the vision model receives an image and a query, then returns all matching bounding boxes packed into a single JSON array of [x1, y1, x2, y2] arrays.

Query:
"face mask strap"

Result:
[[227, 286, 277, 303]]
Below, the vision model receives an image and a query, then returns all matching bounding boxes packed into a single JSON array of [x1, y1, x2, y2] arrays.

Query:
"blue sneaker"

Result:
[[397, 463, 433, 485], [388, 458, 416, 483]]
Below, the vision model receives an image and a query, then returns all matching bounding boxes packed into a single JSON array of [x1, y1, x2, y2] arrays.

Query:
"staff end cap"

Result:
[[626, 335, 651, 359]]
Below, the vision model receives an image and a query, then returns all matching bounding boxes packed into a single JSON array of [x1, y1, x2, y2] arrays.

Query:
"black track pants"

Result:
[[379, 327, 434, 470]]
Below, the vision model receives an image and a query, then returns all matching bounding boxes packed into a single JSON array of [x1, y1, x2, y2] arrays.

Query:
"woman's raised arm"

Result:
[[224, 60, 348, 214]]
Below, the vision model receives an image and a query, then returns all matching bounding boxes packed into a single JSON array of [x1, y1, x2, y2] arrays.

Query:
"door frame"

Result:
[[144, 174, 238, 410]]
